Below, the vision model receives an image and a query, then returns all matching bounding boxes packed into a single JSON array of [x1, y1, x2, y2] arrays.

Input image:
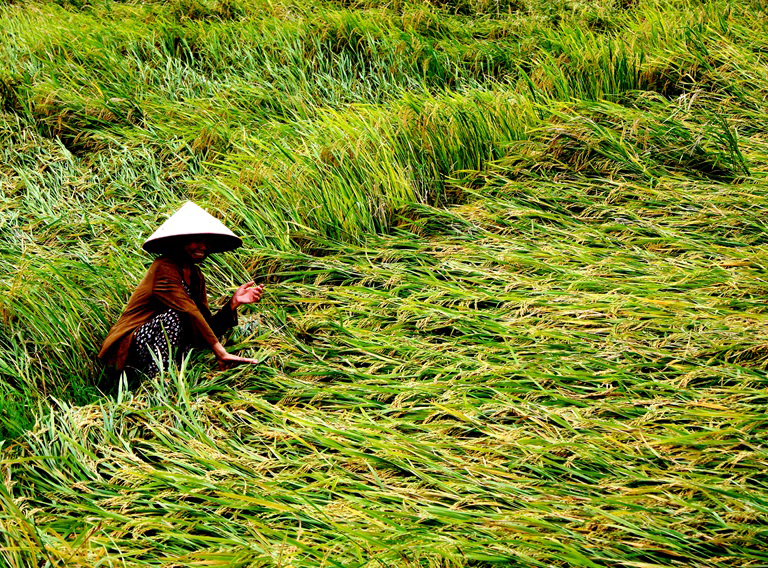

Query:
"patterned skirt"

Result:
[[127, 310, 190, 379]]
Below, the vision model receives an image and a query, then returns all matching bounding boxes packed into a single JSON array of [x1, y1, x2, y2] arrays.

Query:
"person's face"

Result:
[[183, 238, 209, 263]]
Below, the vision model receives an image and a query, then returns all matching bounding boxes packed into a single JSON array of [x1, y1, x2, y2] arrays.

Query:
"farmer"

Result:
[[98, 201, 262, 379]]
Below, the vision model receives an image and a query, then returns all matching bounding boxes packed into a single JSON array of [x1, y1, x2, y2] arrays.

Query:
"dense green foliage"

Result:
[[1, 0, 767, 564]]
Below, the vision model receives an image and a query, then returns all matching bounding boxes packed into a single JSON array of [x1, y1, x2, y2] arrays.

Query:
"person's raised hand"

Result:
[[230, 281, 264, 310]]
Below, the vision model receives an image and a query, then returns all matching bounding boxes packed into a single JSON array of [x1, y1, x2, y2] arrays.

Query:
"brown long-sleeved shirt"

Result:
[[98, 256, 237, 370]]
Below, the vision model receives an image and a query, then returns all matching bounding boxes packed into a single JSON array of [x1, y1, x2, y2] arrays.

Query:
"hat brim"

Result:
[[142, 233, 243, 255]]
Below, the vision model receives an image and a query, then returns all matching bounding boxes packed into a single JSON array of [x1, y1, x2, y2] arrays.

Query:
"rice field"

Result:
[[1, 0, 767, 565]]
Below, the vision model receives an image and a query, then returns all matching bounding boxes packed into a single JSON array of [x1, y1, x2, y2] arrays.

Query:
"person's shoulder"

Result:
[[152, 256, 178, 267], [149, 256, 182, 277]]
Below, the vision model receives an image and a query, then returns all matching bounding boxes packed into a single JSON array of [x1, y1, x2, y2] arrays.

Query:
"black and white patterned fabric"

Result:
[[128, 309, 189, 379], [127, 278, 195, 379]]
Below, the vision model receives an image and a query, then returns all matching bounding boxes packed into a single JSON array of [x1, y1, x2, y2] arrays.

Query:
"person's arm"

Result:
[[212, 281, 265, 368], [211, 341, 261, 367], [196, 277, 264, 336], [196, 271, 239, 337]]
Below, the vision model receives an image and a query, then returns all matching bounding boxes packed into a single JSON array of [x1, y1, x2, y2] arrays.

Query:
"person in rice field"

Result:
[[98, 201, 263, 380]]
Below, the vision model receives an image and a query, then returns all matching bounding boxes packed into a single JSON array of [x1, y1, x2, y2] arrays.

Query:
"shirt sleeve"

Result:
[[196, 273, 239, 337], [152, 261, 221, 347]]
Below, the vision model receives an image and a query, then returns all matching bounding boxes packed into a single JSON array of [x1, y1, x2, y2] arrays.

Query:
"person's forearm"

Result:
[[212, 342, 229, 360]]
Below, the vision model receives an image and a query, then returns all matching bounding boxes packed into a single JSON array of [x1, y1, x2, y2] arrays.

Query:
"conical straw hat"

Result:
[[142, 201, 242, 255]]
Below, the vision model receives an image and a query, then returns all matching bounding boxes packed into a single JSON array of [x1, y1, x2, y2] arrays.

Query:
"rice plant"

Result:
[[1, 0, 767, 564]]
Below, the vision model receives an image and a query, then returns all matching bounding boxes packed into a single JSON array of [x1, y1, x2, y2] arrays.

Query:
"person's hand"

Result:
[[212, 342, 260, 370], [230, 281, 264, 310], [217, 353, 261, 370]]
